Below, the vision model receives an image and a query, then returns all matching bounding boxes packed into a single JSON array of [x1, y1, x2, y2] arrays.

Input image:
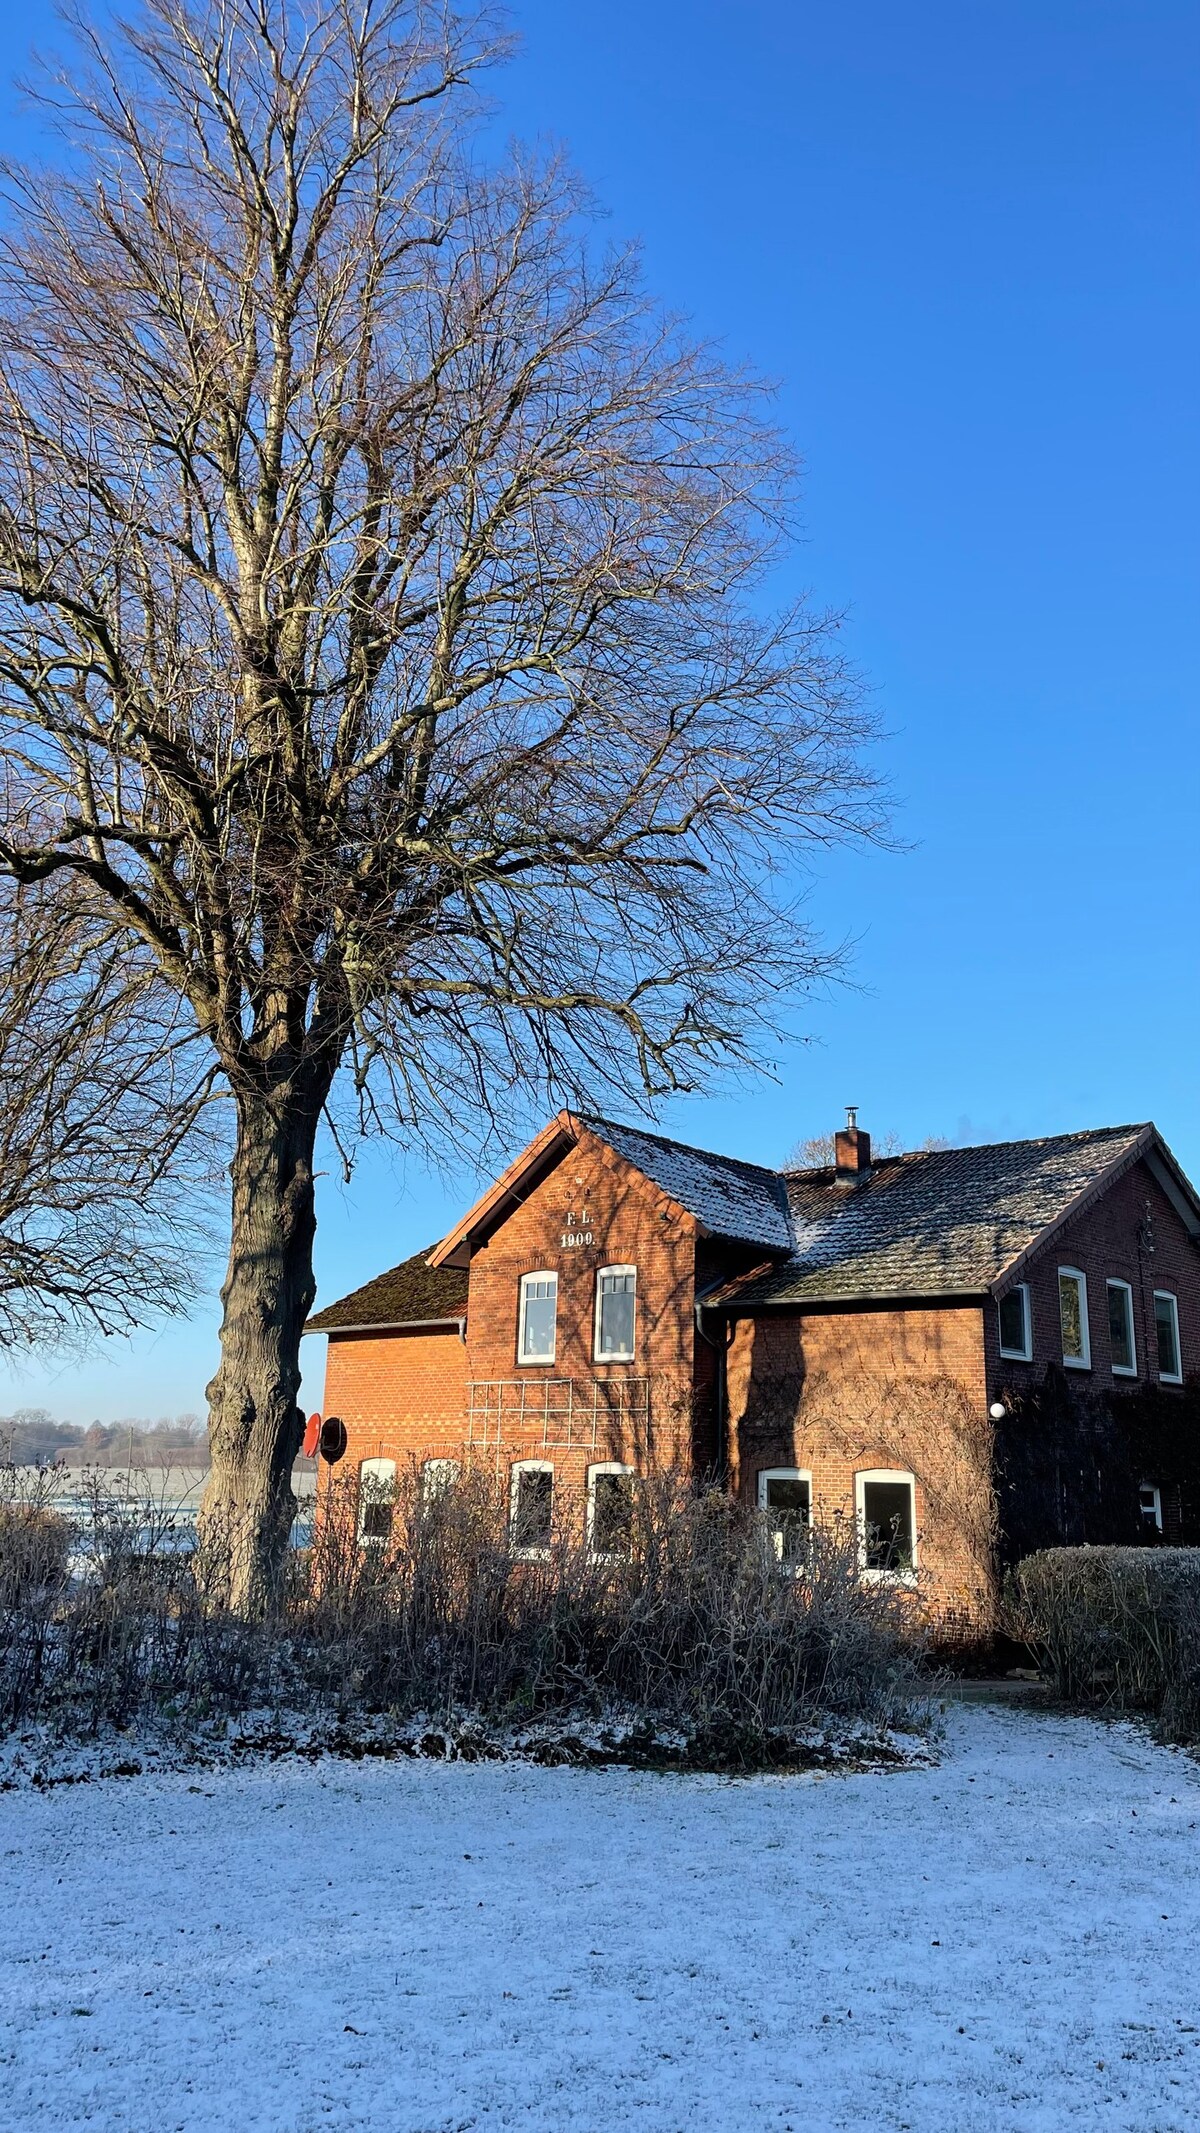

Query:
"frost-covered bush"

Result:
[[0, 1463, 933, 1762], [1009, 1546, 1200, 1741]]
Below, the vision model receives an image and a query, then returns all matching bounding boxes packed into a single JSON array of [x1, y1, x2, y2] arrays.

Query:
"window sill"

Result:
[[515, 1357, 556, 1368], [511, 1545, 551, 1562], [998, 1347, 1033, 1364], [594, 1354, 637, 1366], [1062, 1356, 1092, 1371], [860, 1567, 918, 1586], [1158, 1373, 1184, 1387], [1111, 1364, 1139, 1378]]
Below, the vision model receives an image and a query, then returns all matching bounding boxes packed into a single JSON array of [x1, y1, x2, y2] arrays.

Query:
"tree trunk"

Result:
[[199, 1091, 321, 1614]]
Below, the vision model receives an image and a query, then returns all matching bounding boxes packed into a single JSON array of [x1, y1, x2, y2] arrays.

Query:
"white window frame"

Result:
[[1106, 1278, 1138, 1378], [757, 1467, 813, 1573], [420, 1457, 460, 1505], [509, 1458, 554, 1559], [593, 1264, 638, 1363], [997, 1282, 1032, 1362], [358, 1456, 397, 1546], [586, 1461, 636, 1559], [517, 1270, 558, 1366], [1138, 1482, 1163, 1534], [1153, 1290, 1183, 1384], [1058, 1267, 1091, 1370], [855, 1468, 918, 1582]]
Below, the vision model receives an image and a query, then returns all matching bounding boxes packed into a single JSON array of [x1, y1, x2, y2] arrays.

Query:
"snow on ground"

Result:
[[2, 1703, 1199, 2132]]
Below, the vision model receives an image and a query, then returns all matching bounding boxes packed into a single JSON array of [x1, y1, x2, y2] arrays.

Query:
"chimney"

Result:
[[835, 1105, 871, 1176]]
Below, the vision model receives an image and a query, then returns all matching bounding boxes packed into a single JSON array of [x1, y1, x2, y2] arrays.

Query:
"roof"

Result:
[[714, 1124, 1160, 1307], [308, 1117, 1200, 1334], [576, 1115, 794, 1254], [306, 1247, 469, 1334], [428, 1110, 793, 1267]]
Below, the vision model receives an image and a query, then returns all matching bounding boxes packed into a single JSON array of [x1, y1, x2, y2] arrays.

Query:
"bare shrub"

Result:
[[0, 1464, 932, 1761], [1010, 1546, 1200, 1741]]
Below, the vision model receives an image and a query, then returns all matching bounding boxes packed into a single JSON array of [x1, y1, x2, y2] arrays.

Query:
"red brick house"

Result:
[[307, 1111, 1200, 1633]]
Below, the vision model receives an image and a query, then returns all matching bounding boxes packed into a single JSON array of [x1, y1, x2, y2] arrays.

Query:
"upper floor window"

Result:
[[757, 1468, 811, 1572], [1106, 1279, 1137, 1376], [594, 1266, 637, 1361], [1154, 1291, 1182, 1383], [997, 1283, 1032, 1361], [1058, 1268, 1091, 1369], [856, 1470, 917, 1579], [518, 1272, 558, 1364], [358, 1457, 397, 1546]]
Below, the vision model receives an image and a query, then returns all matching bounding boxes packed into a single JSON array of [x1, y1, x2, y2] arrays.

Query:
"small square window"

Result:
[[1058, 1269, 1091, 1369], [757, 1470, 811, 1570], [518, 1273, 558, 1364], [1138, 1483, 1163, 1534], [595, 1267, 637, 1361], [510, 1463, 553, 1555], [1154, 1292, 1182, 1383], [1106, 1280, 1137, 1376], [588, 1465, 634, 1558], [857, 1472, 916, 1577], [998, 1284, 1032, 1361]]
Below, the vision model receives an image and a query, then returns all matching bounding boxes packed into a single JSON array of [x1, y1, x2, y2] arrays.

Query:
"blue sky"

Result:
[[0, 0, 1195, 1423]]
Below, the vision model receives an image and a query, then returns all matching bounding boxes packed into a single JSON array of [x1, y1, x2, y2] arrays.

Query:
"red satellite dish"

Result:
[[302, 1412, 321, 1459]]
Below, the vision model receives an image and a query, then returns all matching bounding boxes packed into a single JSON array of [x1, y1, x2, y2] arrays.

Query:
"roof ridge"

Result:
[[781, 1122, 1150, 1181], [578, 1112, 784, 1183]]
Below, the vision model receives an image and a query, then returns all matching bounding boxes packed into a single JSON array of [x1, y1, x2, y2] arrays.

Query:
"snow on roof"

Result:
[[578, 1115, 795, 1252]]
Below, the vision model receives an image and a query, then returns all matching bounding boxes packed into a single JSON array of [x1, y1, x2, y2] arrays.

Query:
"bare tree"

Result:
[[0, 0, 883, 1608], [0, 887, 215, 1350]]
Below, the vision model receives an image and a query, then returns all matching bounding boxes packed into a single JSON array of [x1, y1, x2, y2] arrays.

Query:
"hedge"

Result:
[[1009, 1546, 1200, 1742]]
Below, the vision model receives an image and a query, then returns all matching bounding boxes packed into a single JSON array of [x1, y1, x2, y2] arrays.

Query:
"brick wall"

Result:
[[988, 1154, 1200, 1551], [986, 1154, 1200, 1395], [724, 1303, 996, 1632], [318, 1325, 469, 1514], [461, 1125, 703, 1522]]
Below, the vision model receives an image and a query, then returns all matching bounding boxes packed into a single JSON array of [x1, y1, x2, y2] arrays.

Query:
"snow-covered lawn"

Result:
[[2, 1704, 1200, 2131]]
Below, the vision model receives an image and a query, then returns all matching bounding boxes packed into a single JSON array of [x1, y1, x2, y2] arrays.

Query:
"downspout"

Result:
[[694, 1301, 729, 1484]]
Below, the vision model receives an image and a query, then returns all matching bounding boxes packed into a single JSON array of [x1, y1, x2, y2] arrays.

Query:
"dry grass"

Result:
[[0, 1463, 934, 1765]]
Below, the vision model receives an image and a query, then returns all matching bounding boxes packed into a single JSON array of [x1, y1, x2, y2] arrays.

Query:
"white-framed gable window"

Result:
[[997, 1283, 1032, 1362], [1138, 1482, 1163, 1534], [518, 1272, 558, 1364], [594, 1266, 637, 1361], [587, 1462, 635, 1559], [1106, 1279, 1138, 1376], [358, 1457, 397, 1546], [757, 1468, 812, 1572], [1058, 1268, 1091, 1369], [510, 1460, 554, 1557], [1154, 1291, 1182, 1384], [856, 1470, 917, 1579]]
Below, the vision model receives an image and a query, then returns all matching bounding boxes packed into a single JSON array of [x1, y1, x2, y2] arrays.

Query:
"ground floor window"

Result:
[[756, 1468, 812, 1570], [856, 1469, 917, 1577], [1138, 1482, 1163, 1535], [420, 1458, 460, 1506], [510, 1460, 554, 1555], [587, 1463, 635, 1558], [358, 1457, 397, 1545]]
